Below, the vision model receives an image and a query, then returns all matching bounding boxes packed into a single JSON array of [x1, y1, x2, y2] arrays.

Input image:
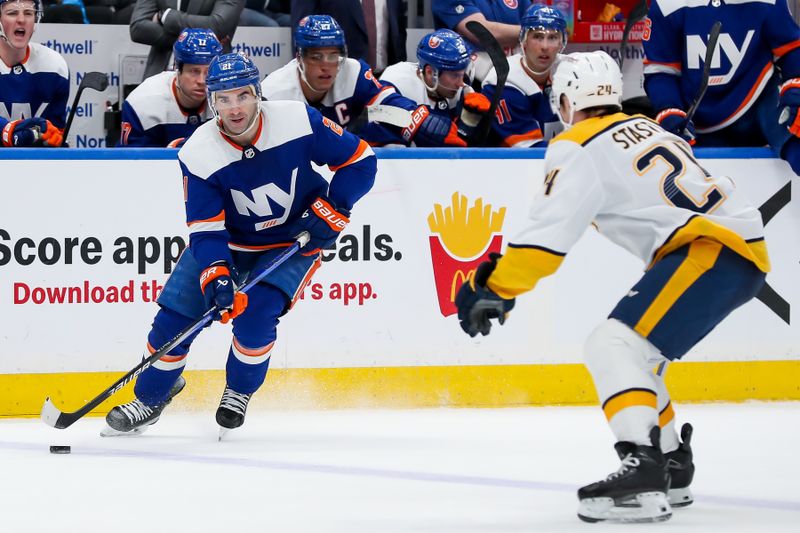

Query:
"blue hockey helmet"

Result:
[[417, 29, 471, 74], [206, 52, 262, 102], [173, 28, 223, 67], [520, 4, 568, 47], [294, 14, 347, 53]]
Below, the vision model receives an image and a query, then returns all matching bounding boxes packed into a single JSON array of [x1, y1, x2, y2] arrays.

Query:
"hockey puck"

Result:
[[49, 445, 71, 454]]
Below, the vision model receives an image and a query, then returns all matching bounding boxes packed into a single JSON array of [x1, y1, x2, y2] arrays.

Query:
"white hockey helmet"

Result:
[[550, 51, 623, 126]]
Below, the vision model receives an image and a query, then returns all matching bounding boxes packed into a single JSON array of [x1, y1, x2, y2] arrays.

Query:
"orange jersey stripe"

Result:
[[329, 139, 369, 172], [233, 337, 274, 357], [188, 210, 225, 226], [502, 129, 543, 147], [773, 39, 800, 58], [642, 59, 681, 69], [366, 86, 393, 106], [718, 62, 772, 127]]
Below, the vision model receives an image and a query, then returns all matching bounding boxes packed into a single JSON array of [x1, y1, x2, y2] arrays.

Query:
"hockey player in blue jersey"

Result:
[[483, 3, 564, 147], [643, 0, 800, 175], [118, 28, 222, 148], [360, 29, 491, 147], [262, 15, 464, 147], [102, 52, 377, 437], [0, 0, 68, 148]]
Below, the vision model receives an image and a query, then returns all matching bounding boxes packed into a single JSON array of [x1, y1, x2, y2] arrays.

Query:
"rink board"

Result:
[[0, 148, 798, 416]]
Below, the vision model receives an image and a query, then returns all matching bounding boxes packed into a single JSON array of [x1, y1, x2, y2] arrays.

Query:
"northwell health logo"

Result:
[[427, 192, 506, 317]]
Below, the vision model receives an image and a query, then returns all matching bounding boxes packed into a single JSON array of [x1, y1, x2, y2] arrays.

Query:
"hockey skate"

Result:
[[666, 423, 695, 508], [216, 386, 252, 441], [101, 376, 186, 437], [217, 385, 253, 440], [577, 427, 672, 523]]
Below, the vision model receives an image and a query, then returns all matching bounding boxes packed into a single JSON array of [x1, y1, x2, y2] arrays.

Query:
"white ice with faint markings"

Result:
[[1, 403, 798, 532]]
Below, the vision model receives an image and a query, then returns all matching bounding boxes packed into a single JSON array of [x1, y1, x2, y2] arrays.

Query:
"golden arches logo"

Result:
[[428, 192, 506, 316], [428, 192, 506, 259]]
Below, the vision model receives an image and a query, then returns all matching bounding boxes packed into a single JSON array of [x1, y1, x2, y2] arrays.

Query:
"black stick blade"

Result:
[[81, 71, 110, 92], [465, 21, 509, 146]]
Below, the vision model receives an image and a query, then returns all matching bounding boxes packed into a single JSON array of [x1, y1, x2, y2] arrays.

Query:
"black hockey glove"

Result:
[[454, 253, 515, 337], [294, 196, 350, 255]]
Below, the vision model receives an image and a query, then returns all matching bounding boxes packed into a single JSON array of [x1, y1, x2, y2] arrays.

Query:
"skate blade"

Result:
[[578, 491, 672, 523], [100, 425, 151, 438], [218, 427, 230, 441], [668, 487, 694, 508]]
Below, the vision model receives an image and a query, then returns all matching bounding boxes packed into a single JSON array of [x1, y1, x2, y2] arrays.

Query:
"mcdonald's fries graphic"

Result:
[[428, 192, 506, 316]]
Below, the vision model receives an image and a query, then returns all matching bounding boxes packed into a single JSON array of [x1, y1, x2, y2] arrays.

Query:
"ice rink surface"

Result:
[[2, 402, 798, 532]]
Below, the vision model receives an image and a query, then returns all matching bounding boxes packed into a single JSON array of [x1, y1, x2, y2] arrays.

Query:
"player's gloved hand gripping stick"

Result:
[[40, 232, 310, 430]]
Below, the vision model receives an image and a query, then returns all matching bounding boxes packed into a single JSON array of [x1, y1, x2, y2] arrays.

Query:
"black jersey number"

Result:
[[634, 142, 725, 214]]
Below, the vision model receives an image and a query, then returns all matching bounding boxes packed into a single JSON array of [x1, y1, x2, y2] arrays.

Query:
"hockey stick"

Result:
[[683, 21, 722, 133], [367, 104, 413, 127], [59, 71, 110, 146], [41, 232, 310, 429], [465, 20, 509, 147], [618, 0, 649, 69]]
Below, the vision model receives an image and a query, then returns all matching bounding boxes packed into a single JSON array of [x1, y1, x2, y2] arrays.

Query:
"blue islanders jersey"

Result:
[[261, 57, 413, 129], [432, 0, 532, 32], [482, 53, 562, 147], [0, 43, 69, 132], [119, 71, 214, 147], [178, 100, 377, 271], [643, 0, 800, 133]]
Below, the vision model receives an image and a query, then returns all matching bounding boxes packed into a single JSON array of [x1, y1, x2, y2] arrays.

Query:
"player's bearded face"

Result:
[[435, 69, 466, 98], [301, 46, 343, 92], [214, 87, 260, 136], [177, 64, 211, 106], [0, 1, 37, 49], [523, 29, 563, 74]]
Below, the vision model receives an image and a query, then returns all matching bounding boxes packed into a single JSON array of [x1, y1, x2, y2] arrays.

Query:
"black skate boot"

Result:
[[666, 423, 695, 508], [216, 386, 252, 440], [577, 427, 672, 523], [101, 376, 186, 437]]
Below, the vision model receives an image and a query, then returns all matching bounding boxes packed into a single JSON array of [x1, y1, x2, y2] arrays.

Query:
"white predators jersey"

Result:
[[489, 113, 769, 299], [379, 61, 461, 111]]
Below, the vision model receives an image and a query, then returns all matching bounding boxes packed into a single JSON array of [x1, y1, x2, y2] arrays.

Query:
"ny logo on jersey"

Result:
[[0, 102, 47, 121], [230, 167, 298, 230], [686, 30, 754, 86]]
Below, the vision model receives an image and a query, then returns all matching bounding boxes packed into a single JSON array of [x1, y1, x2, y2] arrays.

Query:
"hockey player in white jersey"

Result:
[[0, 0, 68, 147], [262, 15, 462, 146], [103, 53, 377, 438], [119, 28, 222, 147], [483, 3, 564, 147], [455, 51, 769, 523], [361, 29, 490, 147], [643, 0, 800, 175]]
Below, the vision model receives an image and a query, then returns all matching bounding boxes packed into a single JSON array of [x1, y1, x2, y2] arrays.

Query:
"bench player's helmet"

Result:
[[520, 4, 568, 49], [173, 28, 223, 69], [416, 29, 472, 91], [295, 14, 347, 58], [550, 51, 622, 126]]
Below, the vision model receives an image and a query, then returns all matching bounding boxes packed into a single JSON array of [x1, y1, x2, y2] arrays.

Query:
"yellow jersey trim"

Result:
[[487, 245, 565, 299], [652, 216, 770, 273], [550, 113, 654, 147]]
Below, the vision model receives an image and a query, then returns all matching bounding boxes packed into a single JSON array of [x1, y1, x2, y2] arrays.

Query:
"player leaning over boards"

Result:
[[360, 29, 490, 147], [0, 0, 68, 148], [118, 28, 222, 148], [103, 52, 377, 439], [643, 0, 800, 175], [482, 3, 565, 148], [261, 15, 445, 143], [455, 51, 769, 523]]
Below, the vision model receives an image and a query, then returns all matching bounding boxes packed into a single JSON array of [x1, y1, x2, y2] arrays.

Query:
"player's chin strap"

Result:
[[419, 66, 441, 95], [217, 108, 261, 143], [297, 56, 328, 97]]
